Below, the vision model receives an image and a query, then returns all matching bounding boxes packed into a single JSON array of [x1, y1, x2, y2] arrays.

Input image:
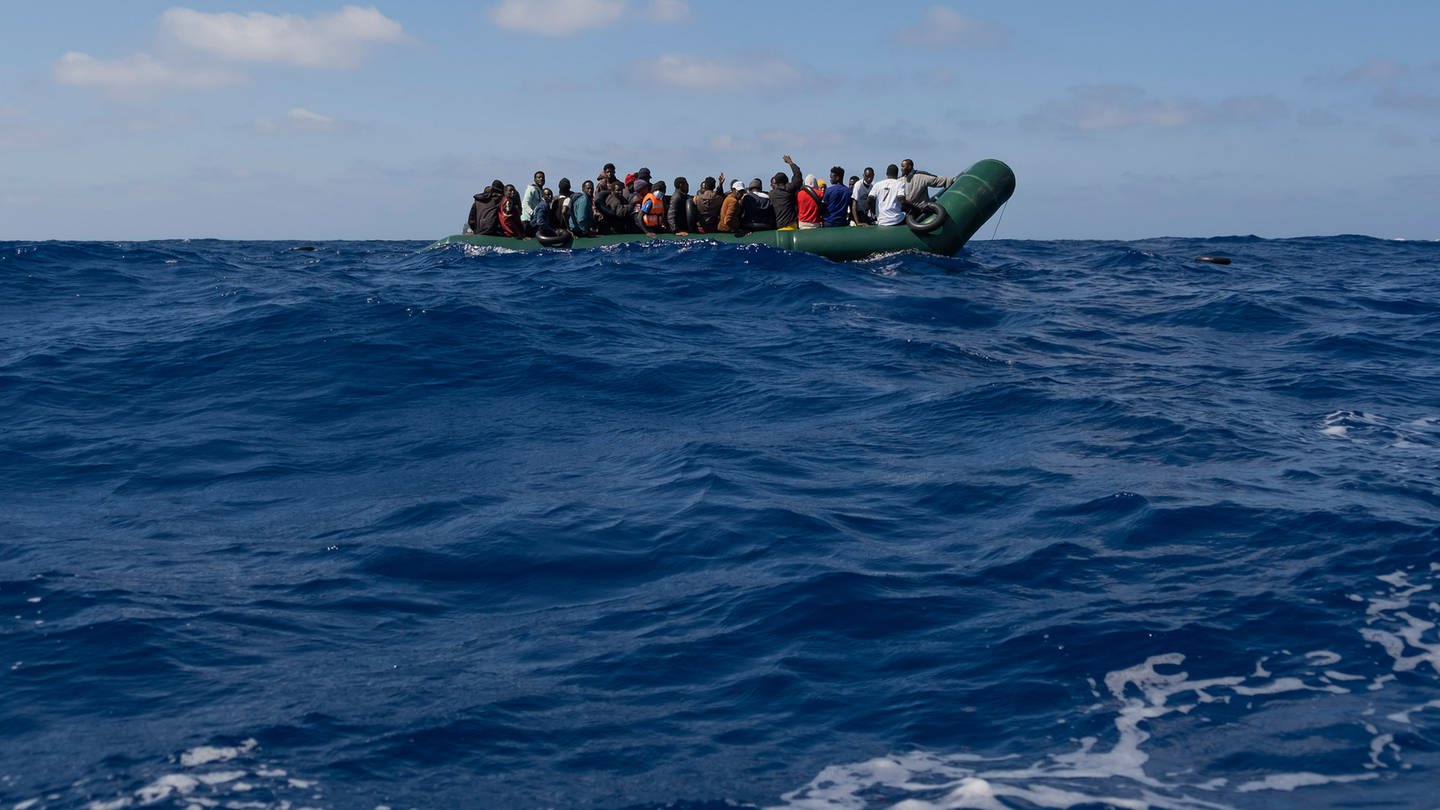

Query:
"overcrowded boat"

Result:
[[431, 159, 1015, 261]]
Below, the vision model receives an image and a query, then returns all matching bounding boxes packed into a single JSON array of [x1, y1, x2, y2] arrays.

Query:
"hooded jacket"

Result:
[[466, 187, 502, 235]]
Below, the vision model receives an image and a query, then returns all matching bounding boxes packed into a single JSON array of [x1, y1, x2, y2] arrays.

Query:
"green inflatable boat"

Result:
[[430, 159, 1015, 261]]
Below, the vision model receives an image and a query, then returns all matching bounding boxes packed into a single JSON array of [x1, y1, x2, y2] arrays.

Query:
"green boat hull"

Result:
[[430, 159, 1015, 260]]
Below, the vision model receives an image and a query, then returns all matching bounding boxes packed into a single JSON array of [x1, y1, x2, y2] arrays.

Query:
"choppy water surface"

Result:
[[2, 235, 1438, 809]]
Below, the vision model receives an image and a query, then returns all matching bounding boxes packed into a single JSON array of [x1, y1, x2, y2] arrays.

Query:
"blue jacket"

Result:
[[822, 182, 852, 227], [531, 198, 550, 230]]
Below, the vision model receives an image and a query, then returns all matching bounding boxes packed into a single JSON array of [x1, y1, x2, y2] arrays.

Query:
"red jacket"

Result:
[[797, 185, 825, 225], [497, 193, 522, 237]]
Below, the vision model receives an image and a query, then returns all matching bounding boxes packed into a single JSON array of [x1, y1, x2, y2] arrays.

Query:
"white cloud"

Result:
[[158, 6, 408, 68], [488, 0, 625, 36], [53, 51, 244, 98], [289, 107, 336, 130], [893, 6, 1006, 48], [623, 53, 805, 92]]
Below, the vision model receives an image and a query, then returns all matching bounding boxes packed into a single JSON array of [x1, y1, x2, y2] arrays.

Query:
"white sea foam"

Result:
[[1320, 409, 1440, 452], [459, 243, 521, 258], [60, 737, 328, 810], [772, 563, 1440, 809], [178, 738, 257, 767]]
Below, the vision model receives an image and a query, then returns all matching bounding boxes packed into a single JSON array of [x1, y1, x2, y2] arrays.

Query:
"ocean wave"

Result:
[[3, 236, 1439, 809]]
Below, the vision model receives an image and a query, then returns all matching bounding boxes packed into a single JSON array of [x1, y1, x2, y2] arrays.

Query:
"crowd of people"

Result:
[[463, 156, 959, 239]]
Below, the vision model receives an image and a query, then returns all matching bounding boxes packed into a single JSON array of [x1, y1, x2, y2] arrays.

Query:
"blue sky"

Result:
[[3, 1, 1438, 241]]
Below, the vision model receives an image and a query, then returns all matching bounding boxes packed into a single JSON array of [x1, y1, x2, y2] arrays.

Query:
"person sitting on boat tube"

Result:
[[768, 155, 804, 230], [573, 180, 598, 236], [555, 179, 577, 230], [638, 180, 668, 236], [600, 179, 634, 234], [497, 183, 524, 238], [629, 167, 653, 212], [627, 176, 647, 227], [667, 177, 699, 236], [592, 179, 617, 234], [899, 158, 956, 206], [739, 179, 776, 233], [796, 174, 826, 230], [870, 164, 909, 227], [692, 175, 727, 233], [823, 166, 852, 228], [531, 188, 554, 235], [851, 167, 876, 226], [717, 180, 745, 234], [464, 180, 504, 236], [521, 170, 545, 236]]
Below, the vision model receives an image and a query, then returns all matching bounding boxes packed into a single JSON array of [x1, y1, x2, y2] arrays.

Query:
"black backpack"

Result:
[[552, 194, 573, 229], [802, 186, 827, 221]]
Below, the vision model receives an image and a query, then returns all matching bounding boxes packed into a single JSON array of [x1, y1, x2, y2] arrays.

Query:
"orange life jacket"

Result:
[[641, 192, 666, 229]]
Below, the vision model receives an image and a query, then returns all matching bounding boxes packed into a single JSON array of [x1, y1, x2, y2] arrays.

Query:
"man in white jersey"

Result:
[[870, 164, 908, 226]]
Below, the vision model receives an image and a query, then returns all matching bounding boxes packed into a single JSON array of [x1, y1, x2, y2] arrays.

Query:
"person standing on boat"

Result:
[[823, 167, 851, 228], [521, 170, 545, 236], [871, 164, 909, 226], [899, 158, 955, 205], [465, 180, 504, 235], [851, 167, 875, 225], [769, 155, 804, 230]]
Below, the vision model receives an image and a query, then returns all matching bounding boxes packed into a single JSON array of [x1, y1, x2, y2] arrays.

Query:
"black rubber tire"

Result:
[[536, 229, 574, 247], [906, 201, 949, 234]]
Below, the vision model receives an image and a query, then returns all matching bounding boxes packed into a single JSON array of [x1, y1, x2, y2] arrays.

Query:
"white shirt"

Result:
[[851, 177, 871, 206], [870, 178, 907, 226]]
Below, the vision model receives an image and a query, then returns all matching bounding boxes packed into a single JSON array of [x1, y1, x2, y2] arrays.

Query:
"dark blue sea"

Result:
[[3, 235, 1439, 810]]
